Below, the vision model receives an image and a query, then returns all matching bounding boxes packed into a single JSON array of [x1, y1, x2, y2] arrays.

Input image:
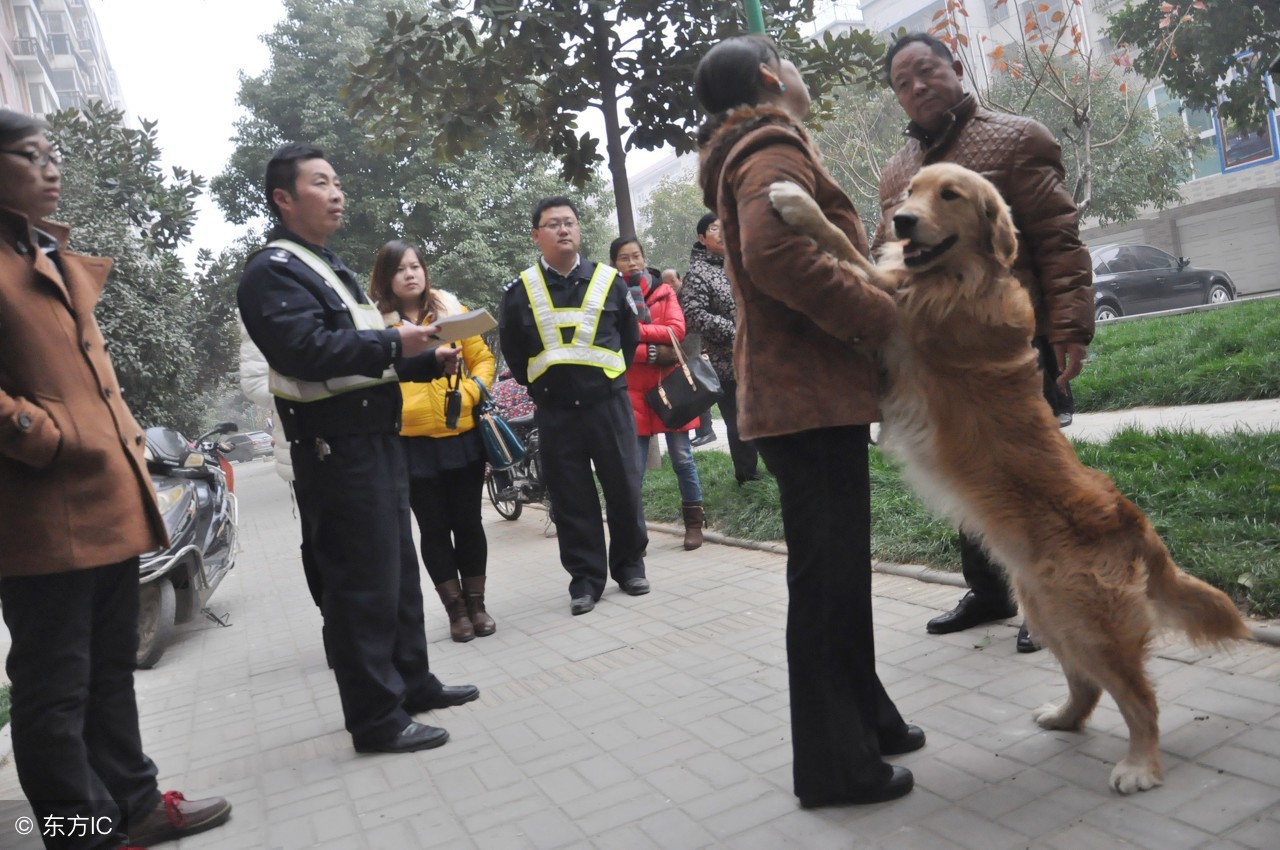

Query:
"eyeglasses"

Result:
[[536, 219, 579, 232], [1, 148, 61, 168]]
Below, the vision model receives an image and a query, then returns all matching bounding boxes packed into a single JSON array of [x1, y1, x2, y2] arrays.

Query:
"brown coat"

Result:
[[699, 106, 896, 441], [0, 209, 165, 576], [876, 95, 1094, 346]]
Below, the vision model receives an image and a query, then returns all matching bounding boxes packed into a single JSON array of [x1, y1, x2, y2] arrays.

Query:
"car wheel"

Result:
[[137, 579, 177, 669], [1207, 283, 1233, 305], [1095, 302, 1121, 322]]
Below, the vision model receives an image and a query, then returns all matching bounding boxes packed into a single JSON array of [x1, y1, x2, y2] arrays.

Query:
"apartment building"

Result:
[[1, 0, 124, 117], [861, 0, 1280, 295]]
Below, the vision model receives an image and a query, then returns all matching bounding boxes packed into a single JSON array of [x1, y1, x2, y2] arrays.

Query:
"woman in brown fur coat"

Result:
[[694, 36, 922, 808]]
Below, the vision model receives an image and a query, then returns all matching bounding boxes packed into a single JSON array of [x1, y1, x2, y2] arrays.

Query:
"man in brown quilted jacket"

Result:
[[875, 33, 1095, 653]]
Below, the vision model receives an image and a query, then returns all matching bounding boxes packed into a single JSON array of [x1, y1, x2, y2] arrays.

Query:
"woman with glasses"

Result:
[[370, 239, 498, 642]]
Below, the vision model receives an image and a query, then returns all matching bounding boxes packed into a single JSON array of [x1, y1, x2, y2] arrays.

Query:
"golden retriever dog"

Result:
[[768, 163, 1248, 794]]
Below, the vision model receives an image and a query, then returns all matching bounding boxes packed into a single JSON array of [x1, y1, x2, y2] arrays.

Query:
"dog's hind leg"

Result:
[[1033, 665, 1102, 732], [1090, 654, 1163, 794]]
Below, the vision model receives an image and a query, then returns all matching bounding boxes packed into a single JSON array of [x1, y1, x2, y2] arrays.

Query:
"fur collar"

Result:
[[698, 105, 814, 212]]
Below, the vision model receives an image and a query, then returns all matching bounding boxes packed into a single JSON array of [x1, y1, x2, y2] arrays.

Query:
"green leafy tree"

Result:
[[213, 0, 610, 310], [637, 171, 706, 273], [1107, 0, 1280, 130], [48, 102, 212, 434], [346, 0, 886, 236]]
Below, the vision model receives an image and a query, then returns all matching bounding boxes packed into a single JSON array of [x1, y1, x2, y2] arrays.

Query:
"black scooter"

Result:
[[136, 421, 239, 668]]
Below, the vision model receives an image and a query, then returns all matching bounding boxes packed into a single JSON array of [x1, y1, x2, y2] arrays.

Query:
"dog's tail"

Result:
[[1143, 528, 1249, 645]]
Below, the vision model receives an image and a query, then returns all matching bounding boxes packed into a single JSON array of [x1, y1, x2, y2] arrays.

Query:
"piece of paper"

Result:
[[424, 309, 498, 347]]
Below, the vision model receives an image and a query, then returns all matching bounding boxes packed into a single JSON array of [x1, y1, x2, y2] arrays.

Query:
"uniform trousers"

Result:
[[291, 433, 444, 747], [755, 425, 906, 800], [535, 390, 648, 600], [0, 558, 161, 849], [960, 336, 1069, 606]]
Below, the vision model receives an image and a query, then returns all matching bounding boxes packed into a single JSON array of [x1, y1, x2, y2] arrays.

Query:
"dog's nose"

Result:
[[893, 212, 918, 239]]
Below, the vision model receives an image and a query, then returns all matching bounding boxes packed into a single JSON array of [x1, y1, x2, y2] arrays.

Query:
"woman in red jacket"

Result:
[[610, 236, 706, 550]]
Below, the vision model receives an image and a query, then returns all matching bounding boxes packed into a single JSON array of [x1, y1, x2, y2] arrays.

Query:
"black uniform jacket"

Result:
[[237, 227, 444, 441], [498, 258, 640, 409]]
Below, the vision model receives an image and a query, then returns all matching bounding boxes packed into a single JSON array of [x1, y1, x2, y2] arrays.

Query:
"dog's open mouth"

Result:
[[902, 235, 958, 267]]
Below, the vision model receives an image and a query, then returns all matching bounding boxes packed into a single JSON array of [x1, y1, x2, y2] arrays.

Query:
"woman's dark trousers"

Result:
[[756, 425, 905, 801], [718, 379, 759, 481], [0, 558, 162, 849], [409, 457, 489, 586]]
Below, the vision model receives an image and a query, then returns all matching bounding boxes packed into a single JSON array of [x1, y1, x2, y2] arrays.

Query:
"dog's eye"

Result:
[[940, 188, 960, 201]]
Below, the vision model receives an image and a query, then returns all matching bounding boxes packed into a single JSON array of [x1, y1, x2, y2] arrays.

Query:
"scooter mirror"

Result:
[[215, 421, 239, 434]]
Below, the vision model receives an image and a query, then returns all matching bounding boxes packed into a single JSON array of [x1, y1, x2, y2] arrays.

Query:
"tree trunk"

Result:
[[1074, 112, 1093, 217], [590, 5, 634, 237]]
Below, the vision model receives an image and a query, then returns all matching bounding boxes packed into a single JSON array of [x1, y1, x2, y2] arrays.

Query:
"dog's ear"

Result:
[[983, 186, 1018, 269]]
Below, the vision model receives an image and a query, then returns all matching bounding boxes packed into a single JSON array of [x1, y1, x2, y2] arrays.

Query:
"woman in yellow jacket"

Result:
[[370, 240, 497, 642]]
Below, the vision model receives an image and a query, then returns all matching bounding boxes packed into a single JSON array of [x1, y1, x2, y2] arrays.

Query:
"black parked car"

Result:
[[1090, 244, 1235, 322], [222, 430, 273, 463]]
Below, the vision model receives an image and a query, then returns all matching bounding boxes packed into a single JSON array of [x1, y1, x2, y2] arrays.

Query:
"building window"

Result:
[[987, 0, 1010, 23]]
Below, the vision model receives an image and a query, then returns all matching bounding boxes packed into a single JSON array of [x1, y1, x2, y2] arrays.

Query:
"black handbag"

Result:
[[645, 328, 724, 429], [473, 380, 526, 470]]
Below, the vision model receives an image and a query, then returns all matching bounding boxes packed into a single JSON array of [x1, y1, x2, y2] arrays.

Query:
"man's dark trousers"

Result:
[[535, 390, 648, 600], [0, 558, 162, 850], [291, 432, 443, 747], [957, 336, 1068, 607]]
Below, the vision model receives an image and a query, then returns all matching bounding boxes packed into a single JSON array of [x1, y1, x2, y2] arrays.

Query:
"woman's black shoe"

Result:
[[798, 765, 914, 809], [880, 724, 926, 756]]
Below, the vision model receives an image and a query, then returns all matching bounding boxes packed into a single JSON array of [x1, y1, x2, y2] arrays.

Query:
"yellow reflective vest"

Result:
[[519, 262, 626, 382]]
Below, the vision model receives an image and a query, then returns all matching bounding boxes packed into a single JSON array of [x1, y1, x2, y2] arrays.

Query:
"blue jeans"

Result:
[[637, 431, 703, 503]]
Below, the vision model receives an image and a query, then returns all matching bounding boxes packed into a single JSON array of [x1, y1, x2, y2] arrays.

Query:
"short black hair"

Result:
[[884, 33, 955, 84], [531, 196, 580, 228], [264, 143, 326, 220], [695, 35, 781, 114], [609, 235, 643, 264], [0, 109, 48, 147], [696, 212, 718, 237]]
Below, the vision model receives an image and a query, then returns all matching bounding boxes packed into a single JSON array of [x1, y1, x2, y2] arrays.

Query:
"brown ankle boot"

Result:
[[462, 576, 496, 636], [435, 579, 474, 642], [682, 502, 705, 551]]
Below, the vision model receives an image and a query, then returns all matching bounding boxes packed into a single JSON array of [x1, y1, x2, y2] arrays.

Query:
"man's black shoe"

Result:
[[405, 684, 480, 714], [926, 590, 1017, 635], [880, 724, 926, 756], [354, 722, 449, 754], [799, 765, 914, 808], [690, 433, 717, 447], [570, 595, 596, 615], [620, 577, 650, 596], [1016, 622, 1043, 654]]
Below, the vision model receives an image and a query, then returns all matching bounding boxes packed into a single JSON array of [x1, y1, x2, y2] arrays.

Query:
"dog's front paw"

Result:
[[1109, 759, 1162, 794], [1033, 702, 1079, 730], [768, 181, 818, 226]]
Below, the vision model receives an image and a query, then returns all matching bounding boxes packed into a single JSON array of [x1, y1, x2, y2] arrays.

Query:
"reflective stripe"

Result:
[[263, 239, 398, 402], [520, 263, 626, 382]]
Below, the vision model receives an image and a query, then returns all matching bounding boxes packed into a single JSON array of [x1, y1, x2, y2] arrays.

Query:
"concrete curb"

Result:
[[646, 521, 1280, 647]]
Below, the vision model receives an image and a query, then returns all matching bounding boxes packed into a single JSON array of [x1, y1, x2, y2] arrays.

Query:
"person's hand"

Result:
[[1054, 341, 1088, 388], [653, 344, 679, 367], [435, 343, 461, 375], [396, 322, 437, 358]]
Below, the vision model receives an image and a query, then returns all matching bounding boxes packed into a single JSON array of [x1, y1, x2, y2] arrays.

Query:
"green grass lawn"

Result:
[[0, 684, 9, 728], [642, 429, 1280, 618], [1073, 298, 1280, 411]]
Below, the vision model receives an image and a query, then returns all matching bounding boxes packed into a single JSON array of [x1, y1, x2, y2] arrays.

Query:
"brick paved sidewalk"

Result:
[[0, 461, 1277, 849]]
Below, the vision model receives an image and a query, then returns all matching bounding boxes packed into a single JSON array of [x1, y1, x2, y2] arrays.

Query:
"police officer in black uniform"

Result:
[[498, 196, 649, 616], [238, 143, 478, 754]]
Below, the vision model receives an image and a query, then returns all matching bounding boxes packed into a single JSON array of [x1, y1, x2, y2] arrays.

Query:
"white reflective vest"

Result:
[[520, 263, 627, 383], [264, 239, 399, 403]]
